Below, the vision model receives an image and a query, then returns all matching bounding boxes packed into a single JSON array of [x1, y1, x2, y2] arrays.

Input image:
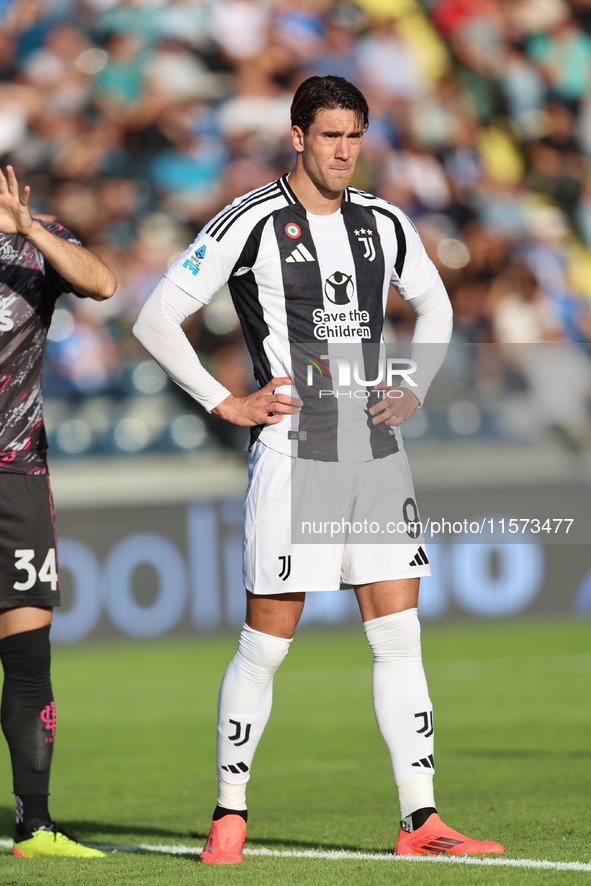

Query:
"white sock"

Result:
[[216, 624, 291, 811], [363, 608, 436, 820]]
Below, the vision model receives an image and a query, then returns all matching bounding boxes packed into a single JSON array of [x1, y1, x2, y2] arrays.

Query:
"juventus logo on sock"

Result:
[[415, 710, 434, 738], [228, 720, 251, 746]]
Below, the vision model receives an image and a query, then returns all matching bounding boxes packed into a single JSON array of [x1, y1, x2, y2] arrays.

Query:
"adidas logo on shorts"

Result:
[[409, 546, 429, 567]]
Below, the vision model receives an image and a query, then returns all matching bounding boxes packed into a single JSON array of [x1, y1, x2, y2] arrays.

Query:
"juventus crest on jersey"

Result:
[[166, 174, 440, 462]]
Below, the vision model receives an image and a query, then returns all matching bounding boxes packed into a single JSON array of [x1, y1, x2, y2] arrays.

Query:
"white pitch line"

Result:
[[1, 838, 590, 873], [245, 848, 591, 872]]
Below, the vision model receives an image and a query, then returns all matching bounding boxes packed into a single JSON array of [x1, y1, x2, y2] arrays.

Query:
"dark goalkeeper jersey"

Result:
[[0, 222, 81, 474], [166, 174, 441, 461]]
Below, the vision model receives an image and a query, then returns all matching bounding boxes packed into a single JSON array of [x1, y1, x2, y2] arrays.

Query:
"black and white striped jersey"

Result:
[[166, 173, 442, 461]]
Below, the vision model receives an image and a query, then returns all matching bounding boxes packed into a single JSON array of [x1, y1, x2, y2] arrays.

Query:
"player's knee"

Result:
[[364, 608, 422, 660], [236, 624, 292, 678], [0, 625, 52, 684]]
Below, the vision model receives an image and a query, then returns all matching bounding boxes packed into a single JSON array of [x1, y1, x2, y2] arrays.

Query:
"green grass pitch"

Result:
[[0, 616, 588, 885]]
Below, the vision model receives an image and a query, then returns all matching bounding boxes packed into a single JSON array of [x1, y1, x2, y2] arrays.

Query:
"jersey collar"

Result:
[[279, 172, 351, 210]]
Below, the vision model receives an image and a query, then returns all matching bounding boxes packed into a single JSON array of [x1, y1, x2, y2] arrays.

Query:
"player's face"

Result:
[[292, 107, 364, 198]]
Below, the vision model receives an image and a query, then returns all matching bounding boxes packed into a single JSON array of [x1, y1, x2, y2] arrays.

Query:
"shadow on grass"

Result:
[[0, 806, 392, 856], [188, 831, 392, 855], [0, 806, 197, 842]]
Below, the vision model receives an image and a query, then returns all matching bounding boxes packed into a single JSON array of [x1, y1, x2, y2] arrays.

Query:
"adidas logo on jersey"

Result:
[[0, 240, 20, 264], [286, 244, 315, 263], [409, 546, 429, 567]]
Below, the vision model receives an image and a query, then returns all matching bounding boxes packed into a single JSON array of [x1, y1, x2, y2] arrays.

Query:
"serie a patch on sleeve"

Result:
[[182, 244, 207, 276]]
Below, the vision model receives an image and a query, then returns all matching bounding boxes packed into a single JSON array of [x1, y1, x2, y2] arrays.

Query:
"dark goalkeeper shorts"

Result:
[[0, 473, 61, 608]]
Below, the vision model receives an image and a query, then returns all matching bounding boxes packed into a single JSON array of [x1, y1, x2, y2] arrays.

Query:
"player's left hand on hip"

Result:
[[368, 385, 420, 426]]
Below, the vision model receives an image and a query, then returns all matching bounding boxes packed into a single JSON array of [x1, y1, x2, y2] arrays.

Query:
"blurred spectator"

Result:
[[217, 68, 292, 162], [355, 15, 425, 103], [383, 139, 453, 213], [527, 15, 591, 108], [261, 1, 325, 78], [506, 0, 570, 39], [92, 30, 152, 124], [148, 100, 226, 223], [19, 23, 92, 113], [499, 45, 546, 138], [209, 0, 270, 69], [520, 204, 591, 342], [410, 72, 476, 151], [525, 138, 583, 220], [306, 2, 366, 82], [143, 38, 224, 104], [46, 303, 121, 396], [0, 82, 36, 155], [489, 265, 561, 342]]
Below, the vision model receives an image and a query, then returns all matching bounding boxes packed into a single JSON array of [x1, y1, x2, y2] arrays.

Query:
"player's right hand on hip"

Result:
[[212, 377, 302, 426]]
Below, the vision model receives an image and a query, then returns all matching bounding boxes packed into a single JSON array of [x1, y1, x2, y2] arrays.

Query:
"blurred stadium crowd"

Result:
[[1, 0, 591, 457]]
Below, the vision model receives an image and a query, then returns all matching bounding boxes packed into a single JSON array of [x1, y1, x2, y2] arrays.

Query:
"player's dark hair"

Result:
[[290, 75, 369, 135]]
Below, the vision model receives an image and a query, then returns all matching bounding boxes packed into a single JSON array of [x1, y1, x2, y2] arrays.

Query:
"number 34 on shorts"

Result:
[[13, 548, 59, 592]]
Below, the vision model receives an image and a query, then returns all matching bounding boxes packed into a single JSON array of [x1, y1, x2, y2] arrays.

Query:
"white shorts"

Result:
[[243, 441, 430, 595]]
